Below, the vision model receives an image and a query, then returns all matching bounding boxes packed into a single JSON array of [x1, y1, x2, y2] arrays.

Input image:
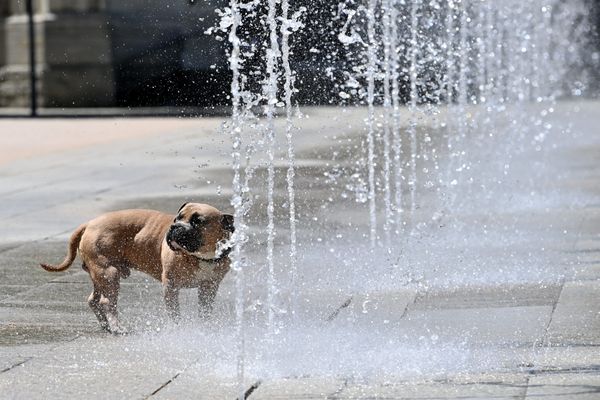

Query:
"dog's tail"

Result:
[[40, 224, 87, 272]]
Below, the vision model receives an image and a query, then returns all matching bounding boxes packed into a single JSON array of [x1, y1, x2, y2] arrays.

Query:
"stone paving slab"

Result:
[[0, 284, 34, 301], [0, 343, 55, 372], [574, 263, 600, 280], [411, 283, 562, 310], [0, 305, 92, 327], [2, 282, 93, 309], [0, 336, 196, 400], [0, 324, 84, 347], [0, 242, 70, 286], [402, 306, 553, 346], [0, 118, 206, 167], [572, 252, 600, 264], [338, 374, 529, 400], [344, 290, 418, 326], [150, 372, 258, 400], [575, 239, 600, 252], [545, 281, 600, 346], [529, 346, 600, 369], [250, 377, 345, 399], [295, 289, 417, 325], [525, 373, 600, 399]]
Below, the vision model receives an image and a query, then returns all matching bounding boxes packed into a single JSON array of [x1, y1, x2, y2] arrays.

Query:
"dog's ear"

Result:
[[177, 202, 189, 213], [221, 214, 235, 233]]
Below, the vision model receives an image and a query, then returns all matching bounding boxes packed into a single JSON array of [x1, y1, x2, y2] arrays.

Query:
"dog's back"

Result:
[[80, 209, 173, 280]]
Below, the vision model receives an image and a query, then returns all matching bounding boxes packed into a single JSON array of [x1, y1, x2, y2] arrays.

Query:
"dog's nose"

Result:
[[167, 225, 177, 236], [166, 225, 177, 240], [166, 222, 202, 253], [167, 223, 185, 239], [169, 222, 187, 235]]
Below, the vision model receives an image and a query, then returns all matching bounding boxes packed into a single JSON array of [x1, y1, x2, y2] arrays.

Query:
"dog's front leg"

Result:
[[162, 279, 181, 321], [198, 280, 218, 319]]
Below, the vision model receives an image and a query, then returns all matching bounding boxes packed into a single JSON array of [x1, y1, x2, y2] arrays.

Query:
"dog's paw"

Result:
[[109, 326, 129, 336], [106, 322, 129, 336]]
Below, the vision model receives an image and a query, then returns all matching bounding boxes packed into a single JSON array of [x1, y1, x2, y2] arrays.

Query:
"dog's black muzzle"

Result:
[[166, 222, 202, 253]]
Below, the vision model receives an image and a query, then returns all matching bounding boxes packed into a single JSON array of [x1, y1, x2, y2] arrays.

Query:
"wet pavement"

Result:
[[1, 102, 599, 399]]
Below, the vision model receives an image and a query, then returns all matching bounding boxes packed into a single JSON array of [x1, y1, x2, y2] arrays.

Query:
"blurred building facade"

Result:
[[0, 0, 598, 110], [0, 0, 227, 108]]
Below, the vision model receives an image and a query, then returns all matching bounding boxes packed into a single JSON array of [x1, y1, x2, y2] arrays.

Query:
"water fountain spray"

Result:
[[366, 0, 379, 248], [226, 1, 245, 397], [216, 0, 594, 386]]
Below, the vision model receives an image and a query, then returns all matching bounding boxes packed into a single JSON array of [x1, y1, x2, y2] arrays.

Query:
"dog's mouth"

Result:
[[166, 223, 202, 253], [168, 238, 218, 260], [167, 239, 184, 252]]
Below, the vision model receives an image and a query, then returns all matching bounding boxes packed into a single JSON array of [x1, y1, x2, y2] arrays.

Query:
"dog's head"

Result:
[[166, 202, 234, 260]]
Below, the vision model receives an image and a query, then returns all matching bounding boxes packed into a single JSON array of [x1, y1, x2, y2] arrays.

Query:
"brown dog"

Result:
[[40, 202, 234, 334]]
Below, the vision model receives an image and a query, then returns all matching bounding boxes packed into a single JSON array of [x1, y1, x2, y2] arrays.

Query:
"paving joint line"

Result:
[[326, 377, 350, 400], [1, 334, 82, 374], [522, 375, 531, 400], [523, 384, 600, 397], [0, 357, 32, 374], [401, 286, 420, 318], [524, 365, 600, 376], [325, 296, 353, 323], [237, 380, 262, 400], [145, 357, 204, 399], [146, 372, 181, 398], [540, 277, 565, 347]]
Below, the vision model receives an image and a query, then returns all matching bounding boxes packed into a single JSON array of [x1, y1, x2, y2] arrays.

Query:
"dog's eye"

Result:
[[190, 213, 205, 227]]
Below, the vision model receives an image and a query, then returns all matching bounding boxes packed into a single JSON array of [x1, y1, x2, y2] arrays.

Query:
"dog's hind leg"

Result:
[[90, 264, 127, 335], [83, 261, 109, 331], [88, 284, 109, 331]]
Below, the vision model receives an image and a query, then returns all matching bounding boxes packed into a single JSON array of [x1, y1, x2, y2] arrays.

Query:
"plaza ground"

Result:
[[0, 102, 599, 399]]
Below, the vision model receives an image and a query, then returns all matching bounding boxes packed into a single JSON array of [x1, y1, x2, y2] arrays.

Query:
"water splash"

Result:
[[390, 0, 403, 234], [366, 0, 378, 248], [381, 0, 394, 248], [264, 0, 280, 342], [211, 0, 595, 383], [226, 0, 246, 397], [280, 3, 305, 321]]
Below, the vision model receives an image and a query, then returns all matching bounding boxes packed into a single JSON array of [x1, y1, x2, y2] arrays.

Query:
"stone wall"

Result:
[[0, 2, 8, 68], [0, 0, 115, 108]]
